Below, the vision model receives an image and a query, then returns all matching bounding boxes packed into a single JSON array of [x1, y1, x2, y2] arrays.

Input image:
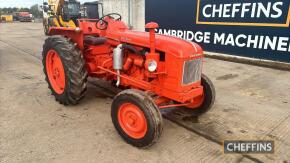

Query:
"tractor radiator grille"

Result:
[[182, 58, 202, 85]]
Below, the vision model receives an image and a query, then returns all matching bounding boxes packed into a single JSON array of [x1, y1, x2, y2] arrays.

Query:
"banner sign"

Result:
[[145, 0, 290, 63]]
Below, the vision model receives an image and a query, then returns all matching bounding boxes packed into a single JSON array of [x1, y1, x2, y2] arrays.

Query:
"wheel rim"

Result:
[[46, 49, 66, 94], [118, 103, 147, 139]]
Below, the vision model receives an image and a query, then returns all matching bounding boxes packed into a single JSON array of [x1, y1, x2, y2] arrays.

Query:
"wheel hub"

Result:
[[46, 49, 66, 94], [118, 103, 147, 139]]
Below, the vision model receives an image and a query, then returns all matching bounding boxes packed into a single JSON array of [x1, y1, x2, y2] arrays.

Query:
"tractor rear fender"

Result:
[[48, 27, 84, 50]]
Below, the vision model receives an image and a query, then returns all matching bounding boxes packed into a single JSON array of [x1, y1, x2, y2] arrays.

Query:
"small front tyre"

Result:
[[111, 89, 163, 148], [175, 74, 216, 116]]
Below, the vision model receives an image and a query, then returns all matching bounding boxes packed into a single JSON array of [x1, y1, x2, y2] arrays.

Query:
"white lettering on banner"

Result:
[[241, 3, 251, 18], [223, 4, 231, 18], [232, 3, 241, 17], [225, 34, 235, 46], [214, 33, 225, 45], [203, 4, 212, 18], [212, 4, 222, 17], [235, 34, 247, 47], [264, 37, 277, 51], [258, 36, 264, 49], [251, 3, 257, 18], [272, 2, 283, 18], [157, 29, 290, 52], [277, 37, 289, 51], [247, 35, 259, 48], [201, 2, 284, 19]]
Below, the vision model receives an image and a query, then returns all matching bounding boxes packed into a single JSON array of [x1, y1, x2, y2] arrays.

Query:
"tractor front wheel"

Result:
[[42, 36, 88, 105], [111, 89, 163, 148], [176, 74, 216, 116]]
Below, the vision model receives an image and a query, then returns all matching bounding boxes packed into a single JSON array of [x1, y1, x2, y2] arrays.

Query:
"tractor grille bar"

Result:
[[182, 58, 202, 85]]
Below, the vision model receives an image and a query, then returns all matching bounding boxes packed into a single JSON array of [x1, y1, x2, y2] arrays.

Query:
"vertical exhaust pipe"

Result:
[[113, 44, 123, 87], [145, 22, 159, 54]]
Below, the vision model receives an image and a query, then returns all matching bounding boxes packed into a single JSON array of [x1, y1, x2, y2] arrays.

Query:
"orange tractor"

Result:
[[42, 13, 215, 148]]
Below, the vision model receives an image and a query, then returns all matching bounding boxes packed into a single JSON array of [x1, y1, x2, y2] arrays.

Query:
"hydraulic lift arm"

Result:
[[47, 0, 65, 15]]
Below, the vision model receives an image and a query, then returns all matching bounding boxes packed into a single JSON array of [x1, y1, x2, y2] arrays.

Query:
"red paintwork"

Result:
[[48, 16, 205, 106], [118, 103, 147, 139], [46, 49, 66, 94], [19, 12, 30, 17], [146, 22, 159, 54]]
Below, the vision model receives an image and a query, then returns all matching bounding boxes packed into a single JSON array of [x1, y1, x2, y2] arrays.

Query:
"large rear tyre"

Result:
[[111, 89, 163, 148], [176, 74, 216, 116], [42, 36, 88, 105]]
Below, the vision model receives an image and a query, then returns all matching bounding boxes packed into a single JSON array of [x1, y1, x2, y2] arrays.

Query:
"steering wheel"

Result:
[[96, 13, 122, 30]]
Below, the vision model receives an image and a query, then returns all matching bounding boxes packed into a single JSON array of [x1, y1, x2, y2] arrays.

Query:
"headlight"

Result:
[[147, 60, 157, 72], [75, 27, 81, 32]]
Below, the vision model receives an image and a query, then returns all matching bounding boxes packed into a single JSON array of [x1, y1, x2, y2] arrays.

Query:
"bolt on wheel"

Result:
[[42, 36, 87, 105], [111, 89, 163, 148], [45, 49, 66, 94], [118, 103, 148, 139]]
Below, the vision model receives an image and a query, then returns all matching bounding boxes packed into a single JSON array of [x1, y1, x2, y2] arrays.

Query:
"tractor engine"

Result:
[[113, 44, 147, 87], [84, 43, 157, 89]]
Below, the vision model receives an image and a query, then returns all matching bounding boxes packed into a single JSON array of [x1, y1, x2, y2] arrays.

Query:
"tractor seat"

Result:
[[84, 36, 107, 46]]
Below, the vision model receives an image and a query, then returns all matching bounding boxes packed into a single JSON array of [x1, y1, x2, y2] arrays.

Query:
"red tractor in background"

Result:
[[18, 12, 33, 22], [42, 13, 215, 148]]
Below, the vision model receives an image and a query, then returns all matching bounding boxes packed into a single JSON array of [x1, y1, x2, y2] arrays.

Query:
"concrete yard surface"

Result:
[[0, 23, 290, 162]]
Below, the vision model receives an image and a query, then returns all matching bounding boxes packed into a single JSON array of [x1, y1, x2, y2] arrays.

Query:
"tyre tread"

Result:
[[42, 35, 87, 105]]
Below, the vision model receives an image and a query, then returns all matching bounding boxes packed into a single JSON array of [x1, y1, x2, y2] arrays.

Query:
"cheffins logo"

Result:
[[196, 0, 290, 27], [224, 140, 275, 154]]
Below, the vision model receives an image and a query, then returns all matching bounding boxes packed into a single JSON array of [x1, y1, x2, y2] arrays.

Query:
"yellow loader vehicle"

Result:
[[43, 0, 82, 35], [42, 0, 103, 35], [0, 15, 13, 22]]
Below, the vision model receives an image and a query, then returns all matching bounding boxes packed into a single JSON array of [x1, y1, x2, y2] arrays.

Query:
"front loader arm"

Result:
[[48, 0, 64, 15]]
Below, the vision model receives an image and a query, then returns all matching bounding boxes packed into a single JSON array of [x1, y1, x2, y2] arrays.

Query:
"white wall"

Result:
[[100, 0, 145, 31]]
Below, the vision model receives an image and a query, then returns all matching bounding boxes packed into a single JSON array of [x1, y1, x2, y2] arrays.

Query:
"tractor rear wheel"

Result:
[[42, 36, 88, 105], [175, 74, 216, 116], [111, 89, 163, 148]]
